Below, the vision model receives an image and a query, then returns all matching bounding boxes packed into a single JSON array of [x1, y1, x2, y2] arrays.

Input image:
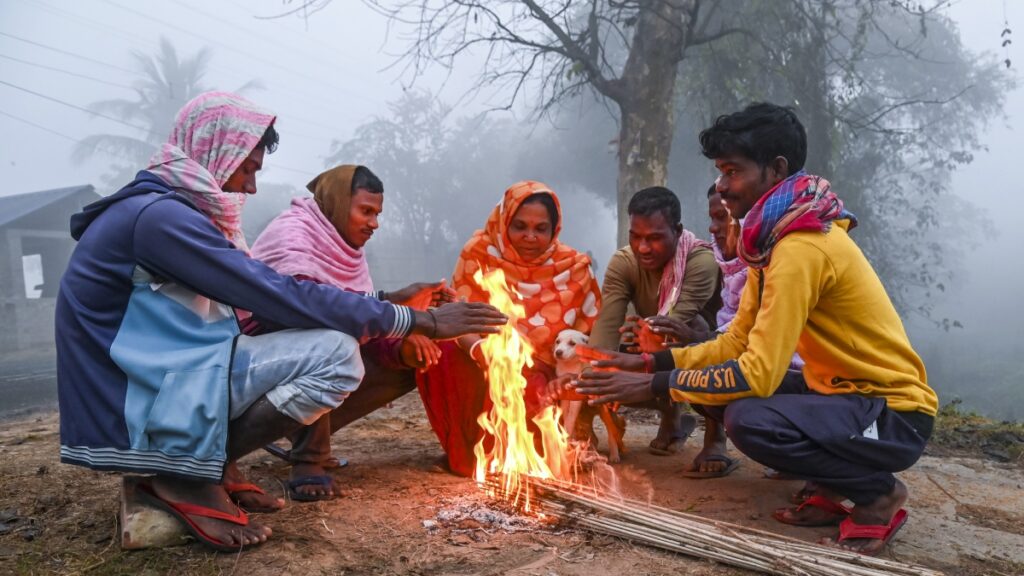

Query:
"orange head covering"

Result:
[[453, 181, 602, 366]]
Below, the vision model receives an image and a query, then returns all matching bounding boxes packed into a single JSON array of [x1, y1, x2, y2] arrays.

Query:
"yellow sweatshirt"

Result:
[[651, 220, 937, 416]]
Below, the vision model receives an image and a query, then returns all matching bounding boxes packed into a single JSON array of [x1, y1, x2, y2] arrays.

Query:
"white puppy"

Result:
[[553, 329, 625, 463], [554, 329, 589, 377]]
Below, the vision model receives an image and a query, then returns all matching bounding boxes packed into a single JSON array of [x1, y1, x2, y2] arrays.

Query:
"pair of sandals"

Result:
[[264, 443, 347, 502], [259, 443, 347, 502], [773, 483, 908, 554], [219, 444, 348, 510]]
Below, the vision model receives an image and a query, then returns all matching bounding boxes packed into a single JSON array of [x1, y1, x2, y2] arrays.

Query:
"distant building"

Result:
[[0, 185, 100, 353]]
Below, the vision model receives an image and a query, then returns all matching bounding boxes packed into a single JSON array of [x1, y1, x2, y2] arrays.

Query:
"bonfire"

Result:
[[471, 268, 586, 511]]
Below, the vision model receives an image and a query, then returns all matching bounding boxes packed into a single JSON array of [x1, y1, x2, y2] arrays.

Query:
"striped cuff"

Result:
[[386, 304, 414, 338]]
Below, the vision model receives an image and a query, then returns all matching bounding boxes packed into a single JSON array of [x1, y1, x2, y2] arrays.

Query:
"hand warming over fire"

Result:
[[414, 302, 508, 339], [632, 316, 668, 353], [541, 374, 586, 405], [574, 344, 646, 373], [575, 369, 655, 405], [386, 279, 457, 310], [400, 334, 442, 371]]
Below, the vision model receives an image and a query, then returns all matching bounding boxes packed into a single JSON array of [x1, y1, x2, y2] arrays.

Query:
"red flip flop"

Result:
[[773, 494, 852, 526], [136, 480, 259, 552], [223, 482, 281, 513], [836, 508, 909, 555]]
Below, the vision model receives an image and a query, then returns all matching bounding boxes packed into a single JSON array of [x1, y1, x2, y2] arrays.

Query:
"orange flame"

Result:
[[472, 268, 577, 511]]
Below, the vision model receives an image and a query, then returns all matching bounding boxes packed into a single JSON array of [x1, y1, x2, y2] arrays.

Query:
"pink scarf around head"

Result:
[[146, 91, 276, 252], [656, 229, 712, 316], [250, 197, 374, 294]]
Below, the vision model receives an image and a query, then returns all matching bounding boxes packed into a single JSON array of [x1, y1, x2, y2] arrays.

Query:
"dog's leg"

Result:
[[597, 406, 625, 463], [562, 400, 584, 441]]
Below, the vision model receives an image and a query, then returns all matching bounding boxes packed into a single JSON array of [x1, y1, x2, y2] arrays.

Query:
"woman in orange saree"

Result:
[[417, 181, 601, 476]]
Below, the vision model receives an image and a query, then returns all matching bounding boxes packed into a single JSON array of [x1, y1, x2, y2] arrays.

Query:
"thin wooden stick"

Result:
[[535, 480, 936, 575], [483, 477, 943, 576]]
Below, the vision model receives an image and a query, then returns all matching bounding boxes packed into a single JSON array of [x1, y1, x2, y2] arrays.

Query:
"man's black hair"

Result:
[[352, 166, 384, 194], [258, 124, 279, 154], [628, 186, 681, 225], [699, 102, 806, 176], [521, 192, 559, 228], [706, 183, 718, 198]]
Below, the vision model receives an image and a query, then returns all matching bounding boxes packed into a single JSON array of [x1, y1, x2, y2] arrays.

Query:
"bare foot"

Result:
[[685, 420, 729, 474], [289, 462, 340, 501], [149, 476, 272, 548], [773, 486, 849, 526], [820, 479, 909, 555], [649, 410, 697, 455], [791, 481, 819, 505], [223, 461, 284, 512]]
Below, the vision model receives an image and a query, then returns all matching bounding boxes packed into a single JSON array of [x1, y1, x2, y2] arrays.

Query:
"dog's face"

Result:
[[553, 329, 588, 366]]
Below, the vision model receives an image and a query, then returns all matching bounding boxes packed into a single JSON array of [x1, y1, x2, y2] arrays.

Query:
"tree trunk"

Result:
[[796, 5, 833, 178], [614, 0, 694, 246]]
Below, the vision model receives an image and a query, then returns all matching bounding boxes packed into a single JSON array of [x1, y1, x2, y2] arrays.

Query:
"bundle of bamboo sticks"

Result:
[[487, 478, 943, 576]]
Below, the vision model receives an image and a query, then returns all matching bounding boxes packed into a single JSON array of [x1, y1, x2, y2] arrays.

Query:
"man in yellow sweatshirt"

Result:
[[571, 103, 937, 556]]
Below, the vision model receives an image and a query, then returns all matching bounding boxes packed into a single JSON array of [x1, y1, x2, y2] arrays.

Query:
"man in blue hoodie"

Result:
[[55, 92, 506, 551]]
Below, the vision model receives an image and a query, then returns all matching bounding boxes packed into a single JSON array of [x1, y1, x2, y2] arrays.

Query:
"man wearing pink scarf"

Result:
[[249, 164, 455, 501], [588, 187, 720, 464]]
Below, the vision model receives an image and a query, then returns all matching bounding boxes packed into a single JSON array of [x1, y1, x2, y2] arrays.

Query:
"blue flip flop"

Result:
[[263, 444, 349, 469], [680, 453, 740, 479], [287, 475, 338, 502]]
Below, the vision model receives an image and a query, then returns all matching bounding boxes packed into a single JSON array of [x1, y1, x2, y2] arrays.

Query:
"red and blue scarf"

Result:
[[738, 170, 857, 269]]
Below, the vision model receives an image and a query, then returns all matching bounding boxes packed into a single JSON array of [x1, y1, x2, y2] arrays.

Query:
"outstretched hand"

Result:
[[575, 369, 655, 406], [400, 334, 442, 371], [415, 302, 507, 340], [541, 374, 586, 405], [633, 316, 668, 353], [387, 280, 458, 310], [575, 344, 646, 373], [644, 315, 709, 347]]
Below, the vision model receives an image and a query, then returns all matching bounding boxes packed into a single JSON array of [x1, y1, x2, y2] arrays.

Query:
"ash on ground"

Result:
[[424, 495, 560, 535]]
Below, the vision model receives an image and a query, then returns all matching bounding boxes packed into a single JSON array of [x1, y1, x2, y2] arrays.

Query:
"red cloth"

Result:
[[415, 341, 554, 477]]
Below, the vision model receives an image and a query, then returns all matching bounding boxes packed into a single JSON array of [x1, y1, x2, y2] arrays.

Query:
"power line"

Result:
[[0, 30, 136, 74], [0, 108, 316, 178], [0, 109, 81, 144], [11, 0, 368, 138], [0, 53, 135, 90], [0, 78, 150, 132], [0, 75, 337, 154], [171, 0, 358, 79], [12, 0, 368, 128], [99, 0, 375, 105]]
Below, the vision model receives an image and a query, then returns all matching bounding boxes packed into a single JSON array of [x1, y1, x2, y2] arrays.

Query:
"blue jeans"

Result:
[[229, 329, 364, 425]]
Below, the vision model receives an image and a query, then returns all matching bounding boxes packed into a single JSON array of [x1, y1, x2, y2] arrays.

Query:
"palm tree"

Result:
[[73, 37, 261, 189]]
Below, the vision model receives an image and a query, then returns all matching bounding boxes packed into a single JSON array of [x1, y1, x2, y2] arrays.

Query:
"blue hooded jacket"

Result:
[[56, 172, 412, 481]]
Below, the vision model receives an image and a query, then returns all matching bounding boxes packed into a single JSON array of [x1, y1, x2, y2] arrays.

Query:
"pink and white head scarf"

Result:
[[146, 91, 276, 251]]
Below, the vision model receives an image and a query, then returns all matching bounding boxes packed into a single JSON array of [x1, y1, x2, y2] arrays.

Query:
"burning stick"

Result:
[[487, 478, 942, 576]]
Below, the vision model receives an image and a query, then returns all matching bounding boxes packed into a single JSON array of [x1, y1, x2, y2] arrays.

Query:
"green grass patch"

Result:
[[932, 400, 1024, 464]]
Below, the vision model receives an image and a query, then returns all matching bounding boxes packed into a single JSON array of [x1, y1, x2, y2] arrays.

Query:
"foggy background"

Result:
[[1, 0, 1021, 420]]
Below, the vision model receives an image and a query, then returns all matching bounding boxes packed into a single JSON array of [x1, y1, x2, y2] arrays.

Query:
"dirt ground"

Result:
[[1, 395, 1022, 576]]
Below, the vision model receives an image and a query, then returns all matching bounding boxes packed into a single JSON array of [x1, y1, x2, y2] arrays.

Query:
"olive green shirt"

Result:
[[589, 245, 720, 350]]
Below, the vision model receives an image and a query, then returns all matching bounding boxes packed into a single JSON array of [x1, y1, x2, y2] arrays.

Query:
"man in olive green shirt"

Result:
[[591, 187, 731, 476]]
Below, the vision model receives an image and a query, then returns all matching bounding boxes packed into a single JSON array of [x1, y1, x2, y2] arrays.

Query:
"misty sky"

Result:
[[1, 0, 1021, 336]]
